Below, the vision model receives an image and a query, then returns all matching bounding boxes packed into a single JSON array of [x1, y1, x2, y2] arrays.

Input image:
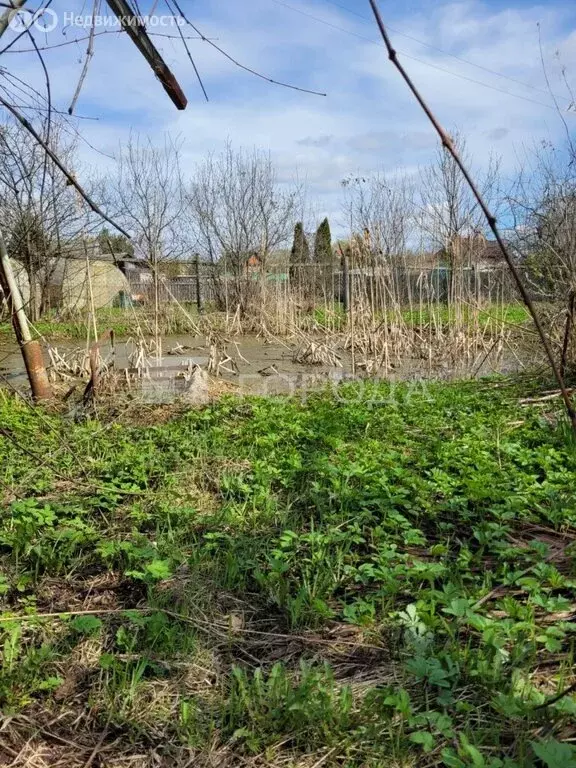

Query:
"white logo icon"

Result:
[[9, 8, 58, 33]]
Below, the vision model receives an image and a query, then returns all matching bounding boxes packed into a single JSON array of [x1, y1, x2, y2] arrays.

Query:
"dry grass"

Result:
[[0, 562, 398, 768]]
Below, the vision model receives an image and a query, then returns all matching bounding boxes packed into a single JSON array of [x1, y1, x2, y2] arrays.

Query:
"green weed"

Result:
[[0, 378, 575, 764]]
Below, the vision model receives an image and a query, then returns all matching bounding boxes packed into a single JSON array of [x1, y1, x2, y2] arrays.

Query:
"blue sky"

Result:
[[3, 0, 576, 225]]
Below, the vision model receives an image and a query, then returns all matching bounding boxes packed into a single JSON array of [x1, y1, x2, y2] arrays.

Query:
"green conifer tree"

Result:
[[313, 217, 332, 263], [289, 221, 310, 283]]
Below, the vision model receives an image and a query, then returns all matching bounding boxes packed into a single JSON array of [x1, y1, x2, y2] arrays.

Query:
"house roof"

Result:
[[478, 240, 504, 262], [435, 235, 506, 264]]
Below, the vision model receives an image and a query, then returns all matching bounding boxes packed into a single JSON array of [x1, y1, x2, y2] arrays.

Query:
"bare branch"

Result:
[[0, 96, 130, 237], [1, 29, 211, 54], [537, 23, 575, 158], [0, 0, 28, 40], [68, 0, 100, 115], [368, 0, 576, 433], [104, 0, 187, 109], [0, 0, 54, 54], [163, 0, 208, 102]]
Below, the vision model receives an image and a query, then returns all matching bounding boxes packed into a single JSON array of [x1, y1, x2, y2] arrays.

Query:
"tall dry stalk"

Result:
[[368, 0, 576, 433]]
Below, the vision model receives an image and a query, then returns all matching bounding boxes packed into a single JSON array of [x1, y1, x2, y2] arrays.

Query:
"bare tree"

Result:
[[342, 172, 415, 266], [188, 142, 301, 311], [510, 140, 576, 301], [418, 134, 501, 305], [112, 133, 187, 264], [508, 139, 576, 373], [339, 172, 417, 315], [111, 133, 187, 351], [419, 135, 500, 249], [0, 117, 89, 319]]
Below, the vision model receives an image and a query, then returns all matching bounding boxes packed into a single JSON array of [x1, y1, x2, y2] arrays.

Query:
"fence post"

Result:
[[342, 250, 349, 315], [195, 253, 202, 314], [337, 244, 349, 315]]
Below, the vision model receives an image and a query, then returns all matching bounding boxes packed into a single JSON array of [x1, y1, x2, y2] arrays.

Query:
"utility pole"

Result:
[[0, 226, 52, 401]]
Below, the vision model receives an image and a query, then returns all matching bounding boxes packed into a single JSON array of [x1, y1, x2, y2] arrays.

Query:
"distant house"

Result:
[[246, 253, 261, 269], [116, 257, 153, 301], [42, 241, 139, 311], [473, 240, 507, 270], [407, 251, 444, 269], [435, 234, 507, 271]]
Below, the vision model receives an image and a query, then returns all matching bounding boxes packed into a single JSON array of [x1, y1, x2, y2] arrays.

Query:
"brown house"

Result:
[[436, 234, 506, 270]]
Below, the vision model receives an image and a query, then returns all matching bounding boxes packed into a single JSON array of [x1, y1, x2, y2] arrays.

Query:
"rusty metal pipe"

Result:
[[0, 225, 52, 402], [19, 339, 52, 401]]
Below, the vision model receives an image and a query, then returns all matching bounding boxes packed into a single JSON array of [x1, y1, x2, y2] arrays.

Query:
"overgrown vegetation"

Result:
[[1, 376, 575, 766], [0, 301, 532, 343]]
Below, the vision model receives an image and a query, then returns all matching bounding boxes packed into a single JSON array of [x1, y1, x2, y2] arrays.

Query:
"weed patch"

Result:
[[0, 378, 575, 766]]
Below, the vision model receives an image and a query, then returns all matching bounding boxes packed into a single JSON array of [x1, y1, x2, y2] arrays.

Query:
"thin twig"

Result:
[[309, 748, 338, 768], [163, 0, 208, 101], [22, 22, 53, 212], [83, 724, 109, 768], [560, 290, 575, 379], [534, 681, 576, 709], [170, 0, 327, 97], [538, 23, 575, 158], [1, 29, 212, 53], [0, 0, 54, 54], [367, 0, 576, 434], [471, 336, 499, 378], [7, 715, 91, 752]]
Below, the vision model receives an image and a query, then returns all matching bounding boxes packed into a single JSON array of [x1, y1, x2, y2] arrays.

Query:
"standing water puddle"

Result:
[[0, 334, 531, 401]]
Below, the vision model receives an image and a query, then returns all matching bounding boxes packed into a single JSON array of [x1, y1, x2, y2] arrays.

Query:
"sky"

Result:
[[2, 0, 576, 229]]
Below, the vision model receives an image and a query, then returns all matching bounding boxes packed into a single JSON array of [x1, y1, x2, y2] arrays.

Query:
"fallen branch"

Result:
[[0, 606, 385, 651], [519, 389, 575, 404], [534, 681, 576, 709]]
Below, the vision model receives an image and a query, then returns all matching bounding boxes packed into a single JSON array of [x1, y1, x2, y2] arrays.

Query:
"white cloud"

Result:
[[2, 0, 575, 230]]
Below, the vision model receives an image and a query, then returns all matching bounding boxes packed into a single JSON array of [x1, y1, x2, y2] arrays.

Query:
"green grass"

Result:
[[0, 305, 201, 342], [0, 307, 141, 341], [397, 303, 531, 328], [0, 377, 575, 766]]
